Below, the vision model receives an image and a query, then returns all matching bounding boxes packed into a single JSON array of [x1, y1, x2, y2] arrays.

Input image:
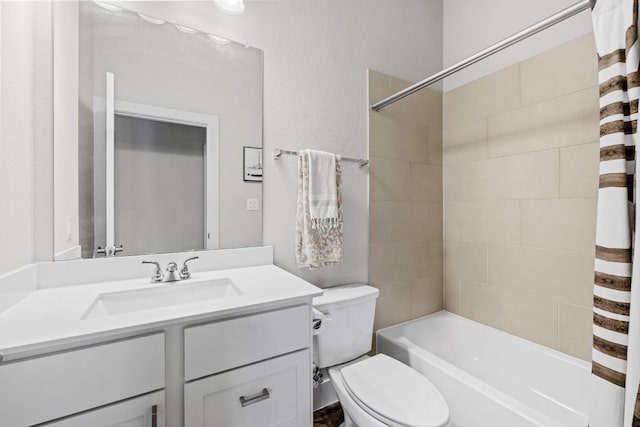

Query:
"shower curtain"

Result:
[[590, 0, 640, 426]]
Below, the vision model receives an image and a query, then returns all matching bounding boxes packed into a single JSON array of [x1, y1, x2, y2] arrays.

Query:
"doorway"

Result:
[[114, 116, 206, 256], [93, 94, 219, 256]]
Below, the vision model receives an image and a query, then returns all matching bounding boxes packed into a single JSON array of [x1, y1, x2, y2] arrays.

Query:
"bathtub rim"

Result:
[[376, 310, 590, 370]]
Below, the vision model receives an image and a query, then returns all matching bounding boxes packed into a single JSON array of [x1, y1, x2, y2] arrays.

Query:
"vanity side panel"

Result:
[[0, 333, 165, 426]]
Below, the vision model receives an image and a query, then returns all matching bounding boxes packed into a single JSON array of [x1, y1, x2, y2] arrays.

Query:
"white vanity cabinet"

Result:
[[0, 251, 321, 426], [183, 305, 312, 427], [0, 333, 165, 426]]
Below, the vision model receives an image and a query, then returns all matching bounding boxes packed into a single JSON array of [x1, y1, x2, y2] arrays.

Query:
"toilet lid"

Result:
[[340, 354, 449, 427]]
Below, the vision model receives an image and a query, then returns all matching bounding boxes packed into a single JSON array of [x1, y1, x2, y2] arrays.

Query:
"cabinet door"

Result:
[[42, 391, 165, 427], [185, 349, 311, 427], [0, 333, 165, 426]]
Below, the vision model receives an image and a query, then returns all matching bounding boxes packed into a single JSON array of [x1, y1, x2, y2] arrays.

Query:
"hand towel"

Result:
[[296, 149, 343, 269], [308, 149, 339, 229]]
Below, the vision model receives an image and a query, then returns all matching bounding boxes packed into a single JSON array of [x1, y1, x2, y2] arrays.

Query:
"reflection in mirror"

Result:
[[53, 1, 263, 260], [112, 115, 210, 256]]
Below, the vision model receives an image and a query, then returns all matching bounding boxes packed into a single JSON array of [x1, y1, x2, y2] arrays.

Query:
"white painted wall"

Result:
[[442, 0, 593, 91], [109, 0, 444, 287], [0, 2, 53, 274], [0, 2, 33, 273]]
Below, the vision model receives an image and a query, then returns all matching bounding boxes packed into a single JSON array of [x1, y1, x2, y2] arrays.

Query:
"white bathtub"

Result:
[[376, 311, 590, 427]]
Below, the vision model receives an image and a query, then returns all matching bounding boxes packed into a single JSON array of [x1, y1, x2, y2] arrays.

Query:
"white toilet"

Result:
[[313, 284, 450, 427]]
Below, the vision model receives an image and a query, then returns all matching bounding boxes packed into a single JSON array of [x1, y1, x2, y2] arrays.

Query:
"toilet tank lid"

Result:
[[313, 284, 379, 311]]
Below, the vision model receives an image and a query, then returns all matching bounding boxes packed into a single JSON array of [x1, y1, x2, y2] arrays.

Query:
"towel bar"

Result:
[[273, 149, 369, 168]]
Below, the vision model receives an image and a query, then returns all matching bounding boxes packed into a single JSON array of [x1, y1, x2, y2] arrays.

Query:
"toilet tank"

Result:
[[313, 284, 379, 368]]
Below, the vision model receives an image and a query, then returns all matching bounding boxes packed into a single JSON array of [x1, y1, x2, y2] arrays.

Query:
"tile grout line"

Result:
[[558, 147, 563, 199], [443, 140, 599, 166]]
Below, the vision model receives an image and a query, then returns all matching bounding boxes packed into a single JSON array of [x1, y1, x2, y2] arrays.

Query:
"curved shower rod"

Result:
[[370, 0, 591, 112]]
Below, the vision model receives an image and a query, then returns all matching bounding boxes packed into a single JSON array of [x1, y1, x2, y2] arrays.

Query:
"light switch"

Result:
[[246, 199, 259, 211]]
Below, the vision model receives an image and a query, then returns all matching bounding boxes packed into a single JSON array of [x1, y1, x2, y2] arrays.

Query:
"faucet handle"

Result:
[[142, 261, 164, 283], [180, 256, 199, 280]]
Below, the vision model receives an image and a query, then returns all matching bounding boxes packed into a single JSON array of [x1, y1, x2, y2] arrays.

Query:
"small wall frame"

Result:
[[243, 146, 263, 182]]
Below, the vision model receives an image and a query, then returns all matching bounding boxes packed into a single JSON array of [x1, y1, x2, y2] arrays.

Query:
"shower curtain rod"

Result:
[[370, 0, 591, 111]]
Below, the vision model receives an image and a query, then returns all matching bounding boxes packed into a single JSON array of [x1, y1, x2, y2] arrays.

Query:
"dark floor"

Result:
[[313, 402, 344, 427]]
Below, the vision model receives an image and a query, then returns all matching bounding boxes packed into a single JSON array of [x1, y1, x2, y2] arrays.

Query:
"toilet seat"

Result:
[[340, 354, 449, 427]]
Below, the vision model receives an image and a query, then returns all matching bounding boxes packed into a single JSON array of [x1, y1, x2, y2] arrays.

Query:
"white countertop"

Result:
[[0, 264, 322, 361]]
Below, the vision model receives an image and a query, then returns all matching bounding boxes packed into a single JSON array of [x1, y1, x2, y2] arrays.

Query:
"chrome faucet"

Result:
[[141, 261, 164, 283], [180, 256, 199, 280], [142, 256, 199, 283], [164, 262, 180, 282]]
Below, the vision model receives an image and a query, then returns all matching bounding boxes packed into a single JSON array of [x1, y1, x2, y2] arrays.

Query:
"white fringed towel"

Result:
[[308, 149, 339, 228], [296, 149, 343, 269]]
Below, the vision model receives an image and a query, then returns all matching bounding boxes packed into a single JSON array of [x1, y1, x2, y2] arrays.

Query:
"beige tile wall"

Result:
[[368, 70, 443, 331], [443, 34, 599, 361]]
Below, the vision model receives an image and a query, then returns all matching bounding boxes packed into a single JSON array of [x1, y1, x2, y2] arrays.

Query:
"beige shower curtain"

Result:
[[590, 0, 640, 426]]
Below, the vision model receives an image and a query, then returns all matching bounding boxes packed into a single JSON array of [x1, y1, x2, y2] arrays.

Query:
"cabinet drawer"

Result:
[[0, 333, 165, 426], [184, 349, 311, 427], [43, 390, 165, 427], [184, 305, 310, 380]]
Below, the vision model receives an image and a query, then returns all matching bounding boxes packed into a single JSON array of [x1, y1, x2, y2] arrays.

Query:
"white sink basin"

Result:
[[81, 278, 242, 319]]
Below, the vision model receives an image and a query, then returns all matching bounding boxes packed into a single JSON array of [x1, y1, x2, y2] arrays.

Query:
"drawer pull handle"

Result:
[[239, 388, 270, 407], [151, 404, 158, 427]]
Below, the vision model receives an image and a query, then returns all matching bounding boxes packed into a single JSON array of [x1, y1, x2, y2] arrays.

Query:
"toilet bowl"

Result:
[[328, 355, 450, 427], [313, 284, 449, 427]]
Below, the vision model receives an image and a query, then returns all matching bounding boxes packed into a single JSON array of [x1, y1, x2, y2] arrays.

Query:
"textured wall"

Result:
[[0, 2, 53, 274], [443, 34, 599, 361], [108, 0, 444, 287], [443, 0, 593, 91], [369, 70, 443, 330]]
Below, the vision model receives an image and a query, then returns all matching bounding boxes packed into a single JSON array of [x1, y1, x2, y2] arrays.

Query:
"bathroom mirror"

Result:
[[53, 1, 263, 260]]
